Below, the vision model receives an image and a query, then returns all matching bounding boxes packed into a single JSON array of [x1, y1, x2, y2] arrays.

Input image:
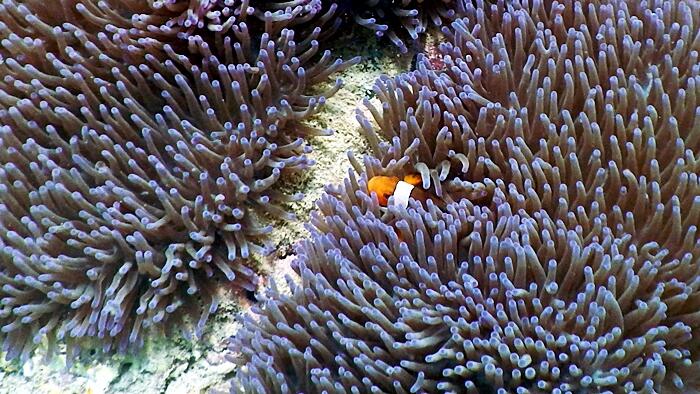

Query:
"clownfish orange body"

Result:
[[367, 174, 430, 208]]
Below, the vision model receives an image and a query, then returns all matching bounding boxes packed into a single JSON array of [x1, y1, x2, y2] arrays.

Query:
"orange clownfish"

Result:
[[368, 174, 432, 209], [367, 174, 427, 243], [368, 174, 491, 243], [368, 174, 491, 209]]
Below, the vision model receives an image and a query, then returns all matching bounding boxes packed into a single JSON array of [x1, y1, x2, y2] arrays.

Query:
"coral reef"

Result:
[[0, 0, 357, 361], [231, 0, 700, 392]]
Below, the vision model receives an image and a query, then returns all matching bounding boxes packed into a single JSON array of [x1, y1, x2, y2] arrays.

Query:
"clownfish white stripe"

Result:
[[392, 181, 415, 209]]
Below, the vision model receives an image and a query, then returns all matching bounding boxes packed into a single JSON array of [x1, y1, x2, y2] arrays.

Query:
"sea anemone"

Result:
[[231, 0, 700, 392], [335, 0, 465, 53], [0, 0, 357, 361], [144, 0, 340, 41], [146, 0, 247, 33], [145, 0, 465, 53]]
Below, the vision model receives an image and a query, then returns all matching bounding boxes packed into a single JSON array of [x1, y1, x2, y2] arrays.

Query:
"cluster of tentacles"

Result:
[[148, 0, 466, 52], [231, 0, 700, 392], [0, 0, 359, 361]]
